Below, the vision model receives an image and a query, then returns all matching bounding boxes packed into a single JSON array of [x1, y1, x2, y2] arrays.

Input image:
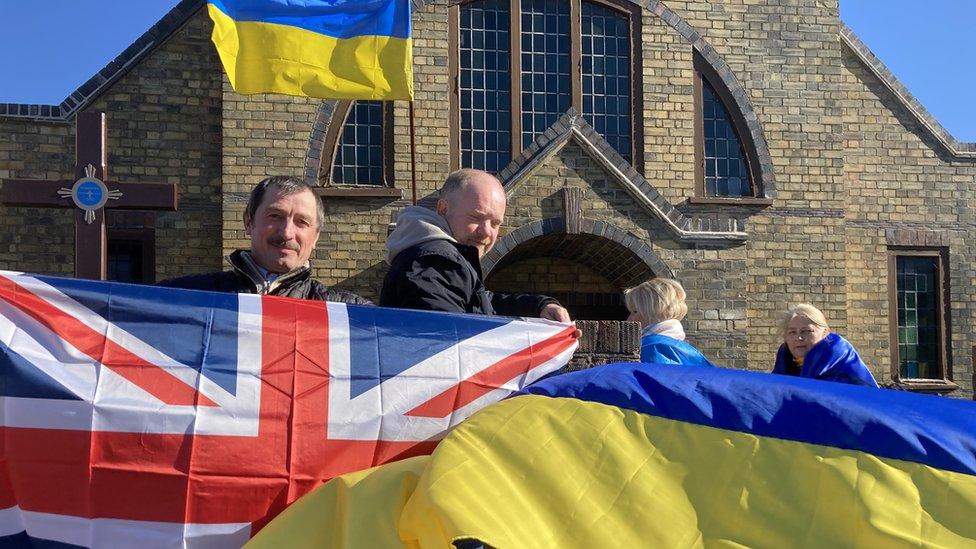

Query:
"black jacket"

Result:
[[379, 207, 556, 316], [159, 250, 371, 305]]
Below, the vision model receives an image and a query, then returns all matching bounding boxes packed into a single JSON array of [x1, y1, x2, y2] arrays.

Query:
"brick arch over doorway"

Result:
[[483, 217, 671, 319]]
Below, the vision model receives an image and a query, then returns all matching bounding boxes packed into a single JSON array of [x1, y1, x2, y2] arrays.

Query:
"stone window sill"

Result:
[[687, 196, 773, 207], [888, 378, 959, 394], [315, 187, 402, 199]]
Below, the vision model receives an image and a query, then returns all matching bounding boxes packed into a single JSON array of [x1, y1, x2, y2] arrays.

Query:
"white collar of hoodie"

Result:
[[640, 319, 686, 341]]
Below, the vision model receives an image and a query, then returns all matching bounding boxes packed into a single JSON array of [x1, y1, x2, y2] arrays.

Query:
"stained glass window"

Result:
[[520, 0, 571, 149], [457, 0, 634, 171], [460, 0, 513, 172], [582, 2, 630, 162], [332, 101, 385, 185], [702, 80, 751, 197], [895, 255, 943, 379]]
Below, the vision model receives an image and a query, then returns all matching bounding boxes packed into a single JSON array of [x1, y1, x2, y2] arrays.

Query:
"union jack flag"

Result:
[[0, 271, 577, 547]]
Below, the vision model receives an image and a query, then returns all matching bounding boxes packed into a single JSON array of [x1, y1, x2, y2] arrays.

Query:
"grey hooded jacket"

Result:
[[379, 206, 556, 317]]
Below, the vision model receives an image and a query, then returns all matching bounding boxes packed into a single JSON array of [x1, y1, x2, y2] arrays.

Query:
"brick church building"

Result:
[[1, 0, 974, 397]]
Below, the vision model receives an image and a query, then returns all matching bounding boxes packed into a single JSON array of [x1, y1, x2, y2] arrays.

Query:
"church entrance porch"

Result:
[[483, 219, 669, 321]]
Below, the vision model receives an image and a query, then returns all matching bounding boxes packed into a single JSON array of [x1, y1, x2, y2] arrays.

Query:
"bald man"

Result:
[[381, 169, 571, 321]]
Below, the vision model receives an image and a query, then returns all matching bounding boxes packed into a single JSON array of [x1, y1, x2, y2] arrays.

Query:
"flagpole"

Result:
[[409, 101, 418, 205]]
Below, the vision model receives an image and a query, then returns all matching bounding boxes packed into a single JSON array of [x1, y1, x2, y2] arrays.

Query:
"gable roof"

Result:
[[497, 109, 747, 245], [840, 23, 975, 159], [0, 0, 205, 122], [3, 2, 970, 164], [0, 0, 441, 123]]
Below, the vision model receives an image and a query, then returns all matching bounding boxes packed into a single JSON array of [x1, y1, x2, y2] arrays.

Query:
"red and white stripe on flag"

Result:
[[0, 271, 577, 546]]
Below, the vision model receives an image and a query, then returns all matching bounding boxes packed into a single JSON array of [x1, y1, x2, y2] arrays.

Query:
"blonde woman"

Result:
[[623, 278, 715, 367], [772, 304, 878, 387]]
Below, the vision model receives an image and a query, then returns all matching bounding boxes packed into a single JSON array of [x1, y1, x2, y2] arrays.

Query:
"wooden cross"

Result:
[[0, 112, 178, 280]]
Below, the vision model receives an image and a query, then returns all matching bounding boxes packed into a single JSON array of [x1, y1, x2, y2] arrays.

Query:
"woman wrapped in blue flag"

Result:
[[772, 303, 879, 387], [623, 278, 716, 367]]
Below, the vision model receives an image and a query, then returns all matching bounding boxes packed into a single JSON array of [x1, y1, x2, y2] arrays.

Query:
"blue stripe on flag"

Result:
[[208, 0, 411, 40], [520, 362, 976, 476], [37, 276, 242, 396], [0, 342, 82, 400], [346, 305, 513, 399], [0, 531, 84, 548]]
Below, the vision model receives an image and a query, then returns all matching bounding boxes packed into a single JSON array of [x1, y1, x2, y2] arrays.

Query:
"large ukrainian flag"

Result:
[[249, 363, 976, 548], [207, 0, 412, 100]]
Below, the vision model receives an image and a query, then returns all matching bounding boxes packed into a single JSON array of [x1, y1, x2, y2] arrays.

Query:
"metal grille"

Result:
[[582, 2, 630, 161], [896, 256, 942, 379], [332, 101, 384, 185], [459, 0, 512, 172], [520, 0, 571, 149], [702, 81, 750, 196]]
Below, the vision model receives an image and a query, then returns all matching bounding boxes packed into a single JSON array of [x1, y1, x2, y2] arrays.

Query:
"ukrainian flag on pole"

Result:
[[207, 0, 413, 100]]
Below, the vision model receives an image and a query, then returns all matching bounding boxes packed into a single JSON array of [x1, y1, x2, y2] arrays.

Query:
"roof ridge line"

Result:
[[839, 23, 975, 159], [0, 0, 206, 122]]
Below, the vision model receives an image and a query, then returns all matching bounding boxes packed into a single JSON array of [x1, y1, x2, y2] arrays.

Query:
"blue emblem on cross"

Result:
[[76, 181, 104, 208], [57, 164, 123, 224]]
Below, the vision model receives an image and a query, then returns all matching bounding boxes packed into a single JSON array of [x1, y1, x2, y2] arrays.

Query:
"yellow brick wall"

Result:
[[0, 12, 223, 282], [839, 44, 976, 393], [2, 0, 973, 396]]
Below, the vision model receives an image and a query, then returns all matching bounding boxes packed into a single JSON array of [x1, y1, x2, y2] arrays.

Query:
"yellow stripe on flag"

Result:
[[251, 394, 976, 548], [248, 456, 428, 549], [396, 395, 976, 548], [208, 4, 413, 100]]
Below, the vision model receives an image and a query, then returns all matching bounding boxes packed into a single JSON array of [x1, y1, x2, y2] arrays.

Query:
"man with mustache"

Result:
[[381, 169, 570, 321], [160, 176, 369, 304]]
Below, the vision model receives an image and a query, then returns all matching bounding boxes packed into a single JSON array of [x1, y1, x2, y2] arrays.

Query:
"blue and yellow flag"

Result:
[[207, 0, 412, 100], [249, 363, 976, 548]]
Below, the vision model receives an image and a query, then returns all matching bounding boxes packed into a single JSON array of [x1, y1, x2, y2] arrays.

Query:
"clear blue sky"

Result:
[[841, 1, 976, 142], [0, 1, 973, 141]]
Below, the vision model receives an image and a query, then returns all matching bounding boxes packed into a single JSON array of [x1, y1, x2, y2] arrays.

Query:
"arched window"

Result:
[[581, 1, 632, 160], [321, 100, 393, 186], [694, 54, 760, 198], [457, 0, 512, 172], [700, 81, 750, 196], [451, 0, 641, 172]]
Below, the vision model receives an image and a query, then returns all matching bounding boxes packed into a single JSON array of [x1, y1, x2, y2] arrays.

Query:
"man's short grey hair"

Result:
[[245, 175, 325, 232], [439, 169, 501, 203]]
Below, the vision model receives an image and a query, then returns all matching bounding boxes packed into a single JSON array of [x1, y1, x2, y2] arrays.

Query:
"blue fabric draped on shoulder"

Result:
[[772, 332, 879, 387], [639, 334, 715, 367]]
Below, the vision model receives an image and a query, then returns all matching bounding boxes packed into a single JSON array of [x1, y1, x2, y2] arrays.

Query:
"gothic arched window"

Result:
[[693, 53, 760, 198], [321, 100, 393, 186], [450, 0, 641, 172]]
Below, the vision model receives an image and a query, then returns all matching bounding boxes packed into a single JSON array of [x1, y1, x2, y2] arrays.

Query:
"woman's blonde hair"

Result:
[[623, 278, 688, 324], [780, 303, 830, 335]]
